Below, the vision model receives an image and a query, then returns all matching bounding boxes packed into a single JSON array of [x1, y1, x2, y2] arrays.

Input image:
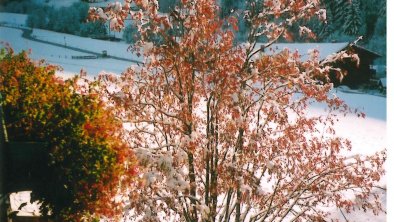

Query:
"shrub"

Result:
[[0, 46, 136, 221]]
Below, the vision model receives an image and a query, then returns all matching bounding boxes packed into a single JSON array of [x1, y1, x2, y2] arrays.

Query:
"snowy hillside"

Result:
[[0, 12, 142, 77], [0, 26, 134, 77], [0, 12, 27, 25], [30, 28, 140, 62], [0, 12, 140, 77]]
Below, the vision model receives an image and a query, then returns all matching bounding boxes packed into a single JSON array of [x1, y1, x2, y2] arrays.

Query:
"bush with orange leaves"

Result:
[[0, 46, 136, 221]]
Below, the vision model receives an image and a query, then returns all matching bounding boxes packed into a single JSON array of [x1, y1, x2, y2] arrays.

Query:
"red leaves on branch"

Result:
[[88, 0, 386, 221]]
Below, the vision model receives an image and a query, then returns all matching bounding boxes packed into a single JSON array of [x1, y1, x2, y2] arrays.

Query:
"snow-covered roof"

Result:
[[255, 42, 349, 62], [351, 44, 381, 58]]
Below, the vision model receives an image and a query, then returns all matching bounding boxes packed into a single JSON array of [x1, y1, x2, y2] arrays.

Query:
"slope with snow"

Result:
[[30, 28, 141, 62], [0, 26, 134, 77], [0, 12, 27, 25]]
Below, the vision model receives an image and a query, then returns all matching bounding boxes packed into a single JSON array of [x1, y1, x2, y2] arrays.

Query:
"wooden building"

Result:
[[330, 44, 381, 88], [258, 42, 381, 88]]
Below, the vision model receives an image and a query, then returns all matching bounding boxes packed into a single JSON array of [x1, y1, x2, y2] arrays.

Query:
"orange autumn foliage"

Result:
[[91, 0, 386, 221], [0, 46, 136, 221]]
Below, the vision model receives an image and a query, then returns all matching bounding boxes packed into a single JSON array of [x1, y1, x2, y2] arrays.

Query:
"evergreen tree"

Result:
[[360, 0, 384, 40], [343, 0, 362, 35], [322, 0, 348, 30], [365, 0, 386, 65]]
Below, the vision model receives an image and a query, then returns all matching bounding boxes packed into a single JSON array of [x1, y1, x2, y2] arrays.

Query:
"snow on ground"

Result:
[[329, 188, 387, 222], [0, 26, 134, 77], [0, 12, 27, 26], [309, 90, 386, 155], [0, 12, 138, 62], [331, 91, 386, 157], [9, 191, 41, 216], [305, 90, 387, 222], [30, 28, 141, 62]]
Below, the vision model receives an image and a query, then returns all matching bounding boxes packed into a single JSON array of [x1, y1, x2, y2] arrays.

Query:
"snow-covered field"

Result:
[[30, 28, 140, 62], [0, 12, 139, 78], [0, 12, 27, 25], [0, 12, 389, 221], [310, 91, 387, 221], [0, 26, 135, 77]]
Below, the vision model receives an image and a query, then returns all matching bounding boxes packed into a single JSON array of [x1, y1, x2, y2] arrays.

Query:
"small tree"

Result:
[[89, 0, 386, 221], [0, 46, 136, 221]]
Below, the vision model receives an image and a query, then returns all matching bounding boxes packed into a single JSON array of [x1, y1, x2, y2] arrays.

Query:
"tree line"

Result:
[[1, 1, 107, 38]]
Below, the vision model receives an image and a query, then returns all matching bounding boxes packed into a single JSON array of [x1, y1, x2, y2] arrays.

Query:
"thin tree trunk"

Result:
[[188, 152, 198, 221], [235, 128, 244, 222]]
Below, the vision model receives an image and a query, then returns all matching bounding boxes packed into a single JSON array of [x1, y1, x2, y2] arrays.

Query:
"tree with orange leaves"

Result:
[[0, 46, 136, 221], [89, 0, 386, 221]]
